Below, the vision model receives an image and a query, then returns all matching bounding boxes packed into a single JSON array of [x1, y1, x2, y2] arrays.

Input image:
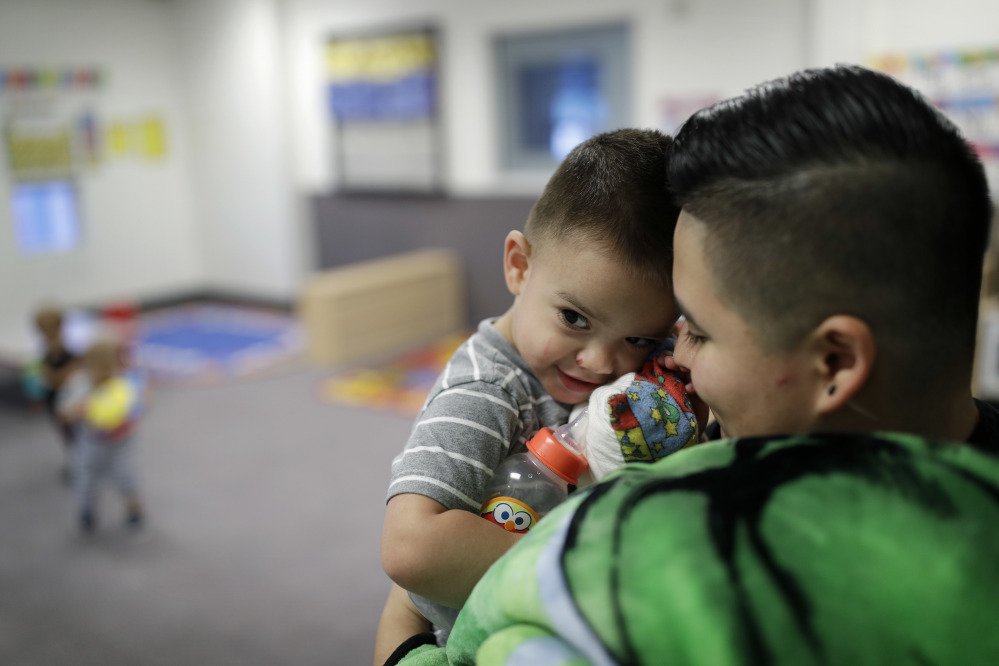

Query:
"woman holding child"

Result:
[[387, 64, 999, 665]]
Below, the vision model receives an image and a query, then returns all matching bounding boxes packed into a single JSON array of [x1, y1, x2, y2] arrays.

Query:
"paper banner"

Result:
[[0, 67, 102, 93]]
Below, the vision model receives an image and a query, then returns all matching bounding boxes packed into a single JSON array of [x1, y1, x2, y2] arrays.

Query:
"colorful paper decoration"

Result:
[[872, 46, 999, 170], [0, 67, 103, 93]]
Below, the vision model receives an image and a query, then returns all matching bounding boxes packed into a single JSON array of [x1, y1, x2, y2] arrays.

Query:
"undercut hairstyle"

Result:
[[526, 128, 680, 288], [669, 65, 992, 385]]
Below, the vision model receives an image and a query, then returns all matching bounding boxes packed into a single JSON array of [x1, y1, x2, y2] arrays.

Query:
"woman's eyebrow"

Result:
[[675, 299, 703, 331]]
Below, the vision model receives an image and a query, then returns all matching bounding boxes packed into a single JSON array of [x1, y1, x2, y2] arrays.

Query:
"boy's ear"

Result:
[[809, 315, 875, 415], [502, 231, 532, 296]]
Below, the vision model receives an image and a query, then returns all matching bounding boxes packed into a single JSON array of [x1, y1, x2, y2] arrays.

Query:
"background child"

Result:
[[30, 306, 81, 483], [375, 128, 682, 659], [60, 339, 147, 534]]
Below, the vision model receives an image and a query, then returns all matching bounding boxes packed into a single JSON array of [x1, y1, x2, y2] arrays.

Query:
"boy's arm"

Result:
[[373, 582, 431, 666], [382, 493, 522, 608]]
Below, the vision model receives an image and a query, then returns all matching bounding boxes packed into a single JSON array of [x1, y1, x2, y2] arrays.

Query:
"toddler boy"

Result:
[[376, 128, 682, 659], [61, 340, 147, 533]]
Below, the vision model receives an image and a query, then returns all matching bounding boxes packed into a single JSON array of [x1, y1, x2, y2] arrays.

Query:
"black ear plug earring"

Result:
[[827, 385, 837, 396]]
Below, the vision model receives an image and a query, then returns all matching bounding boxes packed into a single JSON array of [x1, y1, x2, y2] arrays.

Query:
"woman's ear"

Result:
[[810, 315, 876, 415], [502, 230, 532, 296]]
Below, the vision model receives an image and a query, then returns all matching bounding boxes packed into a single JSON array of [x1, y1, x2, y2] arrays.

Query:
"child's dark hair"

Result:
[[669, 65, 992, 383], [84, 339, 123, 380], [526, 128, 679, 287], [34, 306, 64, 333]]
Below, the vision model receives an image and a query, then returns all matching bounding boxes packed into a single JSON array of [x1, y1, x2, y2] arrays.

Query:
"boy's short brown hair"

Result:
[[526, 128, 679, 288], [84, 339, 123, 381]]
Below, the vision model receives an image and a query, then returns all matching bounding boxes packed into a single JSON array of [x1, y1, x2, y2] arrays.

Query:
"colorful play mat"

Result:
[[132, 304, 303, 383], [320, 331, 468, 416]]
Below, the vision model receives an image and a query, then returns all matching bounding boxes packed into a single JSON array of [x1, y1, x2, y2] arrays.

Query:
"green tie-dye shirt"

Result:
[[398, 432, 999, 665]]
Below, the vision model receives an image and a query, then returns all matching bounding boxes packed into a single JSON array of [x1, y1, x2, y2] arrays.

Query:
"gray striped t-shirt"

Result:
[[387, 318, 570, 640], [387, 318, 570, 511]]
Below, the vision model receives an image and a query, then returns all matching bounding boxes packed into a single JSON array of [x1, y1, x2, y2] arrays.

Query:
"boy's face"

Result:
[[671, 211, 818, 438], [500, 232, 677, 405]]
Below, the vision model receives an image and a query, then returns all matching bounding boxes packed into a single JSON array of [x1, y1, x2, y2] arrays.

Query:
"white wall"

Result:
[[175, 0, 304, 301], [0, 0, 203, 354]]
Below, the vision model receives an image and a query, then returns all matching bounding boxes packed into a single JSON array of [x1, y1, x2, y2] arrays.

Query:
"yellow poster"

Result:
[[139, 116, 166, 160], [104, 117, 168, 160], [106, 122, 131, 157], [5, 127, 73, 176]]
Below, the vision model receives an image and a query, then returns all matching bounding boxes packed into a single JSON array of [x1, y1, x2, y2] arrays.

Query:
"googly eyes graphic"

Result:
[[481, 498, 538, 533]]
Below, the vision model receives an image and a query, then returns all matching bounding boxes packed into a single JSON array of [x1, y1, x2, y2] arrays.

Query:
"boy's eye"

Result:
[[625, 336, 658, 349], [559, 309, 589, 330], [683, 329, 707, 346]]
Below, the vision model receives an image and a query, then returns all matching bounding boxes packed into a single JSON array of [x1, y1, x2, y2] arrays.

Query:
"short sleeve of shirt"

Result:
[[386, 319, 569, 513], [388, 377, 523, 511]]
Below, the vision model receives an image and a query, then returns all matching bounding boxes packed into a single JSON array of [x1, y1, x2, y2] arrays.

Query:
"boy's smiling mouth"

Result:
[[556, 368, 601, 396]]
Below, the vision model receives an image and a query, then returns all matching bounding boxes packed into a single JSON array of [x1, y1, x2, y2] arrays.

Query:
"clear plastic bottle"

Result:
[[480, 411, 589, 533]]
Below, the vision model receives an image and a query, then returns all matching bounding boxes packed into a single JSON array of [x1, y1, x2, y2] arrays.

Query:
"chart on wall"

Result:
[[872, 47, 999, 192], [1, 67, 170, 170], [326, 27, 441, 192], [0, 67, 171, 255]]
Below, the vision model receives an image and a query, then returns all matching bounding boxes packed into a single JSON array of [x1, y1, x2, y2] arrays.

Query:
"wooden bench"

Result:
[[298, 248, 466, 366]]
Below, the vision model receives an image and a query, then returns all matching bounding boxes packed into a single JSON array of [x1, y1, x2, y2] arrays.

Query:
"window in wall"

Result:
[[11, 179, 81, 255], [496, 23, 630, 171]]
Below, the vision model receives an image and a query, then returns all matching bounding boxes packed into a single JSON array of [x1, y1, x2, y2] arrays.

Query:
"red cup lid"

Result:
[[526, 427, 588, 484]]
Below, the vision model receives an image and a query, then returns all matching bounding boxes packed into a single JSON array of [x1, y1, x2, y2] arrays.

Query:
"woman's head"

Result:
[[668, 65, 992, 438]]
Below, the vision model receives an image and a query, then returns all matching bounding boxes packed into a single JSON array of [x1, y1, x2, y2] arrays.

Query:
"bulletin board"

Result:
[[0, 66, 169, 172], [871, 47, 999, 192], [326, 26, 443, 193], [1, 66, 171, 255]]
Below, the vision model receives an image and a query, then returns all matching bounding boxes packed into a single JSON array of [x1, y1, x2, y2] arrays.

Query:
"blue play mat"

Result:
[[133, 304, 302, 382]]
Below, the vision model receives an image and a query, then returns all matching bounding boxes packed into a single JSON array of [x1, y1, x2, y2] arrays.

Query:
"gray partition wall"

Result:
[[311, 193, 537, 326]]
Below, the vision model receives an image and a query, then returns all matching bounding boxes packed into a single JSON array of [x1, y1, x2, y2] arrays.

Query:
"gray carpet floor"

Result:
[[0, 361, 412, 665]]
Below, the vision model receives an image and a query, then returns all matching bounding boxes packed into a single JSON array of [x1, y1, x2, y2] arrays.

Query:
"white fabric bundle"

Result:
[[571, 372, 635, 486]]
